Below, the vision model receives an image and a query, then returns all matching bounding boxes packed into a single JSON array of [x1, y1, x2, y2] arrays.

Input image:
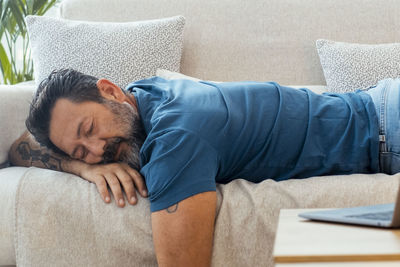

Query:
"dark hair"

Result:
[[26, 68, 104, 154]]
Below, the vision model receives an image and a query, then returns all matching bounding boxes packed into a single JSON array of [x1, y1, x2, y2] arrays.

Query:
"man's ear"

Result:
[[96, 78, 125, 102]]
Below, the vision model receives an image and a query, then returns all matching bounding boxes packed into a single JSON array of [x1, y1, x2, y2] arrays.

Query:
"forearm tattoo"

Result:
[[166, 203, 179, 213], [16, 141, 64, 171]]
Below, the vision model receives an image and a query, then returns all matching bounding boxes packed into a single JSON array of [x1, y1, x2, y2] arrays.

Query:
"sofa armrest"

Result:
[[0, 83, 35, 165]]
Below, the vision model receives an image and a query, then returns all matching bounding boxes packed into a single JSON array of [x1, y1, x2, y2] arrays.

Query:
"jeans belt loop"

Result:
[[379, 134, 387, 152]]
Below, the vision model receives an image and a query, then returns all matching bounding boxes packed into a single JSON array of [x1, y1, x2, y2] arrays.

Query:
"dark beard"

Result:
[[102, 100, 146, 170], [119, 117, 146, 170]]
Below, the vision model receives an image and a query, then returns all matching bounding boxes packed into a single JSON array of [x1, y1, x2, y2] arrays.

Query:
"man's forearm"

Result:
[[8, 130, 86, 176]]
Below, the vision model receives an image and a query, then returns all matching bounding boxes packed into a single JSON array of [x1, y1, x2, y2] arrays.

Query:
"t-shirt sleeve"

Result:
[[140, 130, 219, 212]]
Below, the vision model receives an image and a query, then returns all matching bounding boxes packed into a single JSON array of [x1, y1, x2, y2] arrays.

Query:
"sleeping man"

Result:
[[8, 68, 398, 266]]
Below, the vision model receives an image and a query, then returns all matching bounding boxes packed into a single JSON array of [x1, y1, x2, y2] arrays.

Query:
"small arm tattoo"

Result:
[[166, 203, 179, 213], [16, 141, 64, 171]]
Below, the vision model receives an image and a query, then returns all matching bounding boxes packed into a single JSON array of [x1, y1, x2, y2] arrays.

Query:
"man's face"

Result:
[[48, 96, 145, 169]]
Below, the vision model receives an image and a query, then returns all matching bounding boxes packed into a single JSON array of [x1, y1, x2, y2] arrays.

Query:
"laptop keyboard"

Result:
[[346, 211, 393, 221]]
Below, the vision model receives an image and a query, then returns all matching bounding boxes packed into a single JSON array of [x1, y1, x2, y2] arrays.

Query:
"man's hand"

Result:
[[79, 162, 148, 207], [151, 191, 217, 267]]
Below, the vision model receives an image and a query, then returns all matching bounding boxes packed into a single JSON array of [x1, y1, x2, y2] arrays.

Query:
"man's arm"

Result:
[[9, 130, 148, 207], [9, 130, 86, 173], [151, 191, 217, 267]]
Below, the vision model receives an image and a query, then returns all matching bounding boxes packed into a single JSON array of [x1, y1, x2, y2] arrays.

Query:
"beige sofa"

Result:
[[2, 0, 400, 266]]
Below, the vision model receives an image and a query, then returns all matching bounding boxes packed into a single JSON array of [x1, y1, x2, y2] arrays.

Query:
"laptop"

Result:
[[298, 186, 400, 228]]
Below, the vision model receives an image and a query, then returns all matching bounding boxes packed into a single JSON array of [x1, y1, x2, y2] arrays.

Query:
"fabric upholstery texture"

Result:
[[156, 69, 328, 94], [0, 85, 35, 165], [25, 15, 185, 88], [0, 167, 27, 266], [156, 68, 203, 82], [14, 168, 400, 266], [316, 39, 400, 93], [60, 0, 400, 85]]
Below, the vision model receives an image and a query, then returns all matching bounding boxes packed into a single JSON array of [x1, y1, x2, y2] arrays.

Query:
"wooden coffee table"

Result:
[[273, 209, 400, 266]]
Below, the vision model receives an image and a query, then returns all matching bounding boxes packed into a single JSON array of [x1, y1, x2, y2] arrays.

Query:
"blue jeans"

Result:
[[364, 78, 400, 174]]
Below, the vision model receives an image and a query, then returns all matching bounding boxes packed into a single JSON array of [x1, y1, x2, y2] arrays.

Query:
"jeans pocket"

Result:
[[380, 152, 400, 175]]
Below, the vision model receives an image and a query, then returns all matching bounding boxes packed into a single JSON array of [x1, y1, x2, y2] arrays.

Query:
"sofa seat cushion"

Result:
[[0, 167, 30, 266], [11, 167, 400, 266]]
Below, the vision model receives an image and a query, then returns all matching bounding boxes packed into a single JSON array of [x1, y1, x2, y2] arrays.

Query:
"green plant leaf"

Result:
[[0, 0, 3, 21], [26, 0, 34, 15], [32, 0, 47, 14], [0, 16, 5, 40], [0, 0, 59, 84], [0, 42, 11, 83], [18, 0, 27, 16], [1, 0, 11, 36], [36, 0, 56, 15], [1, 0, 10, 21], [8, 0, 25, 33]]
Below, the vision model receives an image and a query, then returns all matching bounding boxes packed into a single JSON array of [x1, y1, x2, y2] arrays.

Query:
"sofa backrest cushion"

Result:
[[59, 0, 400, 85]]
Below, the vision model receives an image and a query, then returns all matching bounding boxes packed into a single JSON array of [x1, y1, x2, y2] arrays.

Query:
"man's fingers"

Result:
[[125, 166, 148, 198], [116, 171, 138, 205], [80, 163, 147, 207], [105, 174, 125, 208], [95, 177, 111, 203]]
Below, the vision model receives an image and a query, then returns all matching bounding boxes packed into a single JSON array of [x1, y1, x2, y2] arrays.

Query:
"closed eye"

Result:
[[87, 121, 94, 136]]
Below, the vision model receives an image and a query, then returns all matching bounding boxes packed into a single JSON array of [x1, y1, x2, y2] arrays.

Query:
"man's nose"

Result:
[[82, 138, 106, 157]]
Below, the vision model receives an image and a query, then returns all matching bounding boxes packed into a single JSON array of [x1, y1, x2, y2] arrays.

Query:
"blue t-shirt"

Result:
[[126, 77, 379, 212]]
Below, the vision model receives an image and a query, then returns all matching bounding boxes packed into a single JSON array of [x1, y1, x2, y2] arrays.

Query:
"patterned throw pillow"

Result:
[[26, 15, 185, 89], [316, 39, 400, 93]]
